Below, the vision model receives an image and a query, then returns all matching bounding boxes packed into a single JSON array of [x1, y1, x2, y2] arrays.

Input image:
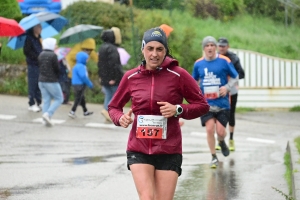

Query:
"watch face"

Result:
[[178, 106, 183, 113]]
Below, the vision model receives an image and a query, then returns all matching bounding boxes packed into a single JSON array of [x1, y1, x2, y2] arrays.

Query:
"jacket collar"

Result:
[[138, 56, 179, 74]]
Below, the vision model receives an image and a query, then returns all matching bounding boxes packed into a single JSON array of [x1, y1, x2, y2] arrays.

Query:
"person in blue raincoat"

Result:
[[68, 51, 94, 118]]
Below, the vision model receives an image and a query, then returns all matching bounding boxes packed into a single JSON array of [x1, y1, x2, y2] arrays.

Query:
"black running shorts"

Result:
[[200, 109, 230, 127], [126, 151, 183, 176]]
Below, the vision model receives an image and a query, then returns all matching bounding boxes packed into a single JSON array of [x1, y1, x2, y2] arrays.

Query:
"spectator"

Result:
[[98, 28, 124, 123], [68, 51, 94, 118], [65, 38, 98, 104], [23, 24, 43, 112], [38, 38, 63, 126]]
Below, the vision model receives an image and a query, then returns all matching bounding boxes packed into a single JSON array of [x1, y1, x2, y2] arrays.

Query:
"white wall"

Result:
[[230, 49, 300, 108]]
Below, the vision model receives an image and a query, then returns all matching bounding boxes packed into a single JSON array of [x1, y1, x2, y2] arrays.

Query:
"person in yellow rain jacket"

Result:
[[64, 38, 98, 104]]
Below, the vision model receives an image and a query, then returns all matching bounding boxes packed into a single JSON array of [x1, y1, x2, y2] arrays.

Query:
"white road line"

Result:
[[190, 132, 207, 137], [85, 123, 116, 129], [247, 137, 275, 144], [0, 114, 17, 120], [33, 118, 66, 124]]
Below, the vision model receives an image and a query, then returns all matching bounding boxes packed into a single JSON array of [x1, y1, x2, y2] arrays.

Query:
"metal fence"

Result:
[[230, 48, 300, 108], [231, 48, 300, 88]]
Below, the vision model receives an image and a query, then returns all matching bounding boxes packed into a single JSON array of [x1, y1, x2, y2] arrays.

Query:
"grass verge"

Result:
[[290, 106, 300, 112]]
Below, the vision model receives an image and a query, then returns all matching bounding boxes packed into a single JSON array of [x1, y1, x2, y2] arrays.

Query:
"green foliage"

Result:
[[235, 107, 255, 113], [185, 0, 220, 19], [0, 0, 22, 19], [282, 152, 294, 197], [295, 137, 300, 154], [133, 0, 184, 10], [243, 0, 300, 25], [169, 26, 199, 73], [289, 105, 300, 112], [61, 2, 132, 31], [213, 0, 244, 20], [185, 0, 243, 20], [0, 75, 28, 95], [133, 0, 167, 9], [0, 38, 25, 65]]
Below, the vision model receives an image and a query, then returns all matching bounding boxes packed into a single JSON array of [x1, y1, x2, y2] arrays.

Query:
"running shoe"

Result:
[[219, 140, 230, 157], [215, 145, 221, 150], [84, 111, 93, 116], [229, 139, 235, 151], [68, 111, 76, 119], [210, 157, 219, 168], [42, 112, 53, 127], [28, 105, 41, 112]]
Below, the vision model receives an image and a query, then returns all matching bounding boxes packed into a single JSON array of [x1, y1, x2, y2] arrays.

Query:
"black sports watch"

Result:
[[174, 105, 183, 117]]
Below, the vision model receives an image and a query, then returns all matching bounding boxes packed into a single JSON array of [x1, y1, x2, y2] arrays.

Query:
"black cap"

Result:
[[218, 37, 229, 46], [141, 27, 168, 50]]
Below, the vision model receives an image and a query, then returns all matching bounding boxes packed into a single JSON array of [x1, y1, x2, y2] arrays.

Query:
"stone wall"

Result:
[[0, 63, 27, 84]]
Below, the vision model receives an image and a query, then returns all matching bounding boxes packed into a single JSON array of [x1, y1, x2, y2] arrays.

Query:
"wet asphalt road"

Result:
[[0, 94, 299, 200]]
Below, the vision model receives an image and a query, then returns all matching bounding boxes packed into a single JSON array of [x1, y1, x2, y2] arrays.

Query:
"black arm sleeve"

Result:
[[232, 56, 245, 79]]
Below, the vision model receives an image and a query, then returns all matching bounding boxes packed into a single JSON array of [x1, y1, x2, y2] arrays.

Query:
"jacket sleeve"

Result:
[[108, 45, 124, 83], [108, 73, 131, 126], [52, 54, 60, 77], [178, 68, 210, 119], [231, 55, 245, 79], [23, 36, 39, 61], [78, 66, 93, 88]]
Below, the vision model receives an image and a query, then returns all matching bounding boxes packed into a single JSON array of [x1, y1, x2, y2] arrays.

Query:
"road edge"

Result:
[[287, 140, 300, 200]]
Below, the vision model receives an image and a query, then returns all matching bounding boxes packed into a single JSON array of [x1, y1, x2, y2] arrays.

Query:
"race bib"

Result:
[[204, 86, 219, 99], [136, 115, 167, 139]]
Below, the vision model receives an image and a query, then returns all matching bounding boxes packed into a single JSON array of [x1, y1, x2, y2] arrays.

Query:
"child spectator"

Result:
[[68, 51, 94, 118]]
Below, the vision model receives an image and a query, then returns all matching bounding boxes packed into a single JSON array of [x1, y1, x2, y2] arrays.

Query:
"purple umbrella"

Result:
[[117, 47, 130, 66]]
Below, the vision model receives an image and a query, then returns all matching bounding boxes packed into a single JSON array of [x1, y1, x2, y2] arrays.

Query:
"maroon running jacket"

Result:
[[108, 56, 209, 155]]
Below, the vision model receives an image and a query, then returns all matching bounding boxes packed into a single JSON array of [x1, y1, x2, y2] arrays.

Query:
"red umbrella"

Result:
[[0, 17, 25, 37]]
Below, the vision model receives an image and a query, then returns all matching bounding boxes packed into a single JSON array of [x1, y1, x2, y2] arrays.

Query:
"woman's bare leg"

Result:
[[130, 164, 155, 200], [154, 170, 178, 200]]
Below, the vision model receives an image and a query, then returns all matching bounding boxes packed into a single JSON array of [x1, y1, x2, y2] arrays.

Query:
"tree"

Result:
[[0, 0, 22, 20]]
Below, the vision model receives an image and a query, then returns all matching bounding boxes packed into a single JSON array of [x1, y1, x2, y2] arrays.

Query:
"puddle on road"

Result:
[[63, 156, 105, 165], [175, 159, 239, 200], [63, 154, 124, 165]]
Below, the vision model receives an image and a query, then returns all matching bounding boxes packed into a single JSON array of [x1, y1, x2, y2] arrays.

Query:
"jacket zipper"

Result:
[[149, 74, 155, 154]]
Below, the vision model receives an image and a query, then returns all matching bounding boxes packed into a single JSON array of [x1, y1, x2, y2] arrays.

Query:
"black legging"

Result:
[[71, 85, 87, 113], [229, 93, 238, 127]]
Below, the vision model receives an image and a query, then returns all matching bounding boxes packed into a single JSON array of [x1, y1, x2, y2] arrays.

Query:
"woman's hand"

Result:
[[109, 80, 116, 85], [119, 109, 133, 128], [157, 102, 176, 118]]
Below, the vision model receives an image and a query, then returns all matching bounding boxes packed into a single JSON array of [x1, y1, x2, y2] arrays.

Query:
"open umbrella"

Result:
[[59, 24, 103, 44], [7, 12, 68, 50], [117, 47, 131, 66], [0, 17, 25, 37], [55, 47, 71, 61]]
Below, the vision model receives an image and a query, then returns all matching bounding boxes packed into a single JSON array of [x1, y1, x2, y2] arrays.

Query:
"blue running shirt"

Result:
[[192, 54, 238, 109]]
